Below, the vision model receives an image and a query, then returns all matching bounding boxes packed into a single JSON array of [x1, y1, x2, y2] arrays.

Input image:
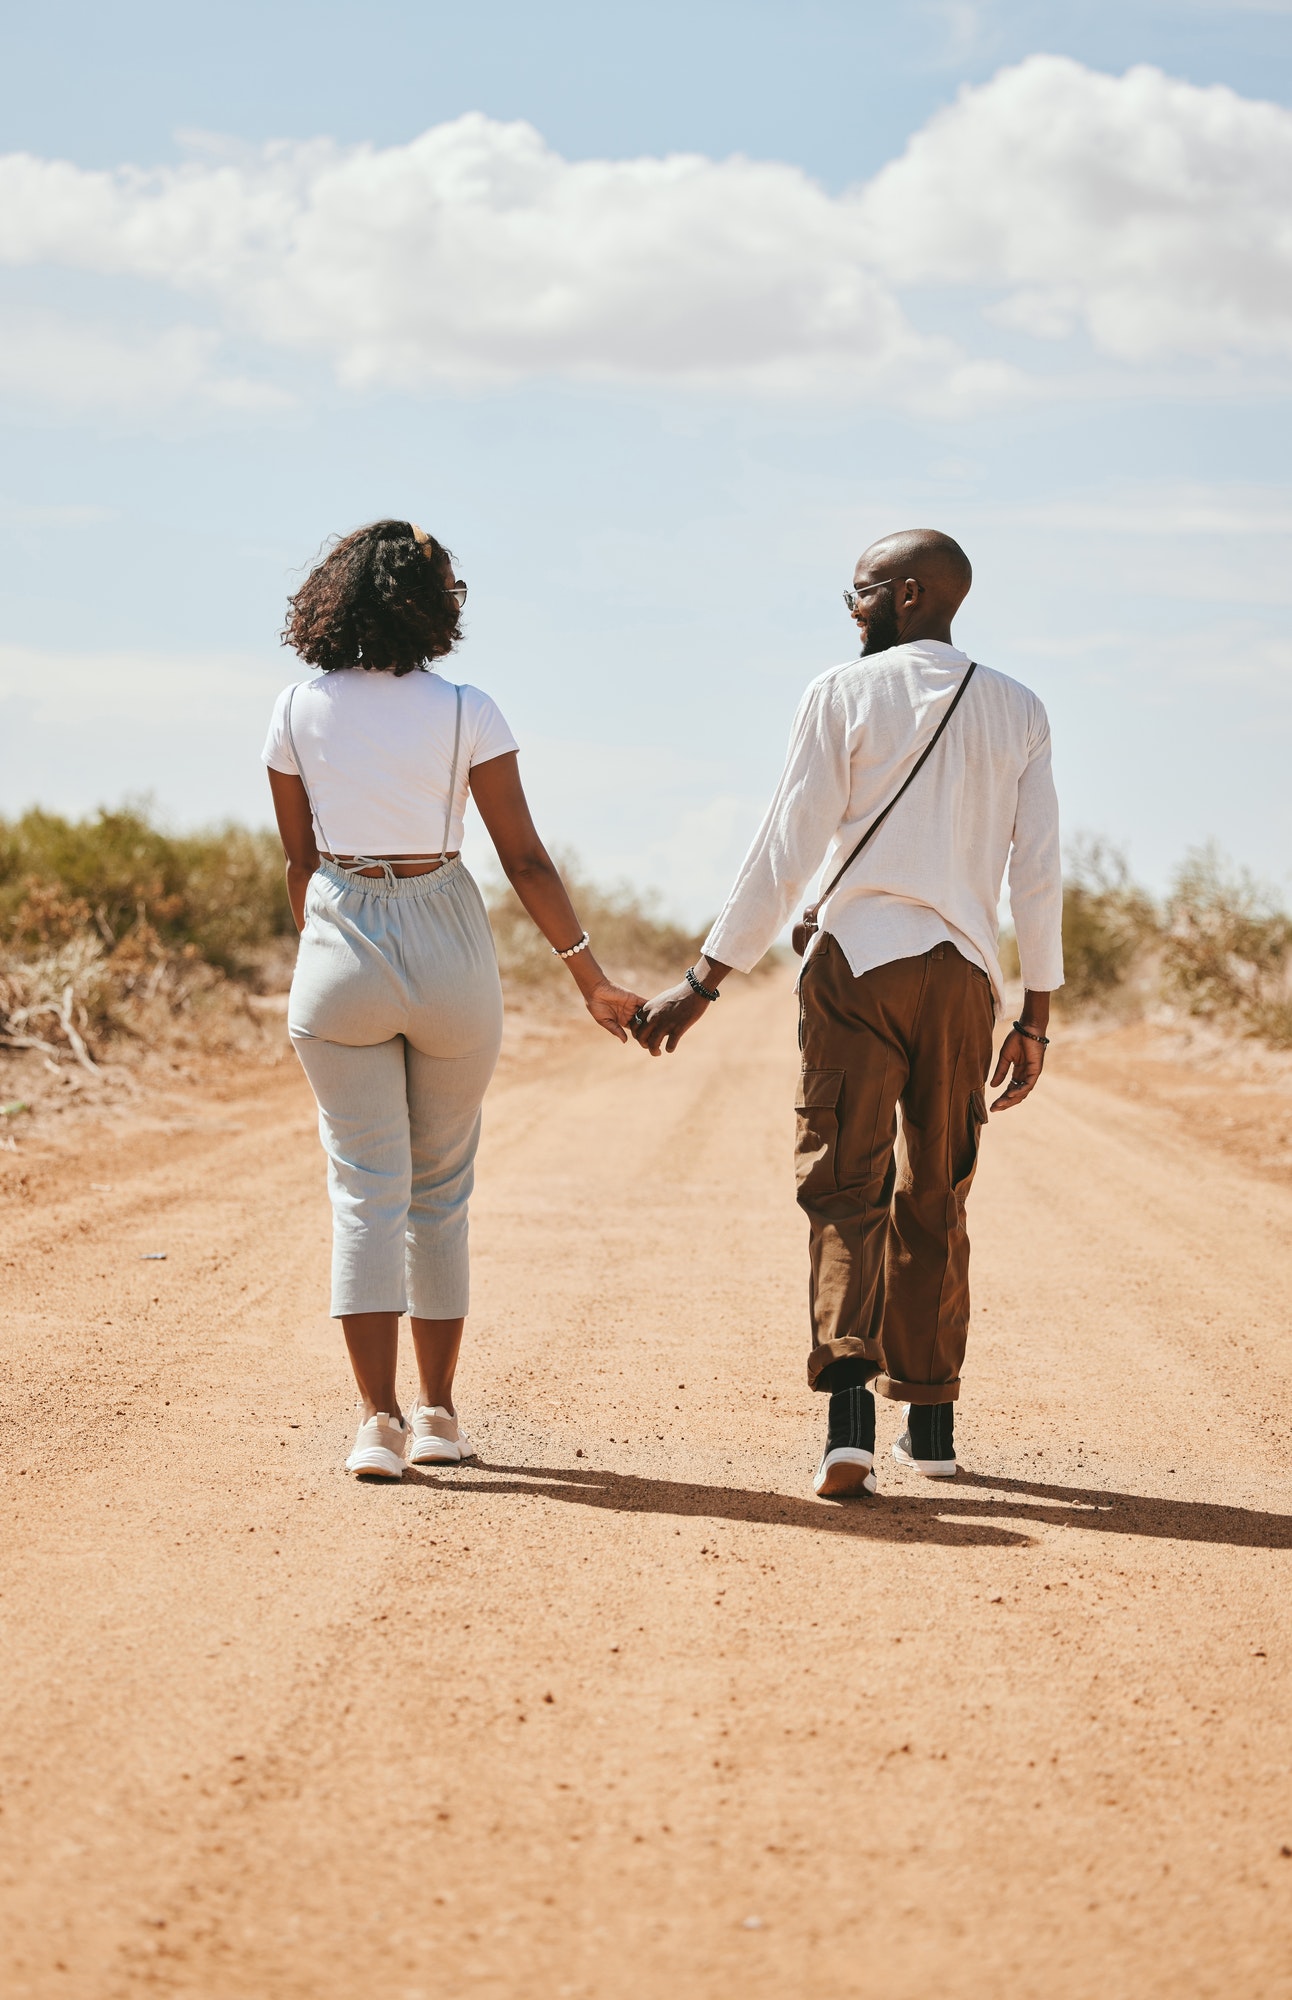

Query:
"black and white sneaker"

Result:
[[892, 1401, 957, 1478], [814, 1381, 878, 1498]]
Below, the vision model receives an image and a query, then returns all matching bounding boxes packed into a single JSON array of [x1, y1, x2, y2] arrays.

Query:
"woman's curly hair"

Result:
[[282, 520, 461, 676]]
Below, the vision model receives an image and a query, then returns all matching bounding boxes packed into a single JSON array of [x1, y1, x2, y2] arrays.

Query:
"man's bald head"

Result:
[[849, 530, 972, 656]]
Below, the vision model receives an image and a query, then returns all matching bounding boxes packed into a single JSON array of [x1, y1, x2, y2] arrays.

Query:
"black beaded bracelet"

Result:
[[1012, 1019, 1050, 1047], [685, 966, 721, 1003]]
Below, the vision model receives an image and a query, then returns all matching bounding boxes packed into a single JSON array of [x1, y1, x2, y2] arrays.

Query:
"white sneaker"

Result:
[[345, 1411, 409, 1479], [892, 1404, 958, 1478], [408, 1404, 478, 1466], [813, 1447, 878, 1498]]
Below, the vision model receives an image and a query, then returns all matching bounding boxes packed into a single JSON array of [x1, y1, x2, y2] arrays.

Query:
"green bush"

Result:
[[1000, 840, 1160, 1008], [1163, 845, 1292, 1046], [485, 853, 706, 991], [0, 805, 292, 972], [1058, 838, 1160, 1010]]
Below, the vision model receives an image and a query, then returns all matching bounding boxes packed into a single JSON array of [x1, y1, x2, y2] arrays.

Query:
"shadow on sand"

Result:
[[397, 1458, 1292, 1552]]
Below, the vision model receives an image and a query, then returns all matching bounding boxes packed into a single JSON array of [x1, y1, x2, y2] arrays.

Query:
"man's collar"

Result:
[[889, 638, 969, 663]]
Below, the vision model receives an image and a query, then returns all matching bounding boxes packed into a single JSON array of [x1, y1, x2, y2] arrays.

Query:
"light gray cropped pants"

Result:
[[288, 859, 503, 1319]]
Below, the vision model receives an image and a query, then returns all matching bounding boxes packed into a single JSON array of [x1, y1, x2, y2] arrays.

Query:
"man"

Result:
[[634, 530, 1062, 1498]]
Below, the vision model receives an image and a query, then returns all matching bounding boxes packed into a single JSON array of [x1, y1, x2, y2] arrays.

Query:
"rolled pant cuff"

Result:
[[807, 1337, 884, 1392], [874, 1374, 961, 1405]]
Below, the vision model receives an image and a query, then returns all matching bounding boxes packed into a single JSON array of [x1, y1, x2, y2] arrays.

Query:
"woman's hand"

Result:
[[583, 979, 647, 1043]]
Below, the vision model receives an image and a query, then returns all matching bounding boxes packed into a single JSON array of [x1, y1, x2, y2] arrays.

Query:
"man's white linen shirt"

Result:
[[702, 642, 1064, 1006]]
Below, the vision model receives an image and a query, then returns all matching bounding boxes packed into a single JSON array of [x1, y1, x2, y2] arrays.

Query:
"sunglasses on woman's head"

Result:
[[410, 522, 467, 604]]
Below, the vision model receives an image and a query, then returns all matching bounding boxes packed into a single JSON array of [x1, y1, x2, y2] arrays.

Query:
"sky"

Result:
[[1, 0, 1289, 922]]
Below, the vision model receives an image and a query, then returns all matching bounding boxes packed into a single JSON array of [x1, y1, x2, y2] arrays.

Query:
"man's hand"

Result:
[[633, 958, 731, 1055], [989, 1029, 1045, 1109], [990, 990, 1051, 1110], [633, 982, 712, 1056]]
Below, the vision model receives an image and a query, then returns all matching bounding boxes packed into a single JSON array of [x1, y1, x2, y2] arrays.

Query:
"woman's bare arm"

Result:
[[268, 769, 319, 932], [468, 752, 643, 1041]]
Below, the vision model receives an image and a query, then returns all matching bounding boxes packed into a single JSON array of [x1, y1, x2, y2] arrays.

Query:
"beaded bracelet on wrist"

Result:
[[685, 965, 721, 1003], [552, 931, 590, 960], [1012, 1019, 1050, 1047]]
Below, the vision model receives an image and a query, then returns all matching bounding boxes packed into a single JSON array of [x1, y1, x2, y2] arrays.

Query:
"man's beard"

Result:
[[859, 589, 901, 656]]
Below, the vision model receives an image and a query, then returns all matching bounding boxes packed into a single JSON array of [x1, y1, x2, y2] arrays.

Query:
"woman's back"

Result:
[[263, 668, 516, 855]]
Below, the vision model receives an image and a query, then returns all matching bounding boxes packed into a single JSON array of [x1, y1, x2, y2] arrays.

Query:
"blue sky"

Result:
[[1, 0, 1289, 920]]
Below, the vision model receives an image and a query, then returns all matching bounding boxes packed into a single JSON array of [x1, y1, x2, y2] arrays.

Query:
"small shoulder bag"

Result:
[[790, 661, 978, 957]]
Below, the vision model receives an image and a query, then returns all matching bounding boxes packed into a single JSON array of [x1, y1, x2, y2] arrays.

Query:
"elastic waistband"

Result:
[[315, 856, 468, 901]]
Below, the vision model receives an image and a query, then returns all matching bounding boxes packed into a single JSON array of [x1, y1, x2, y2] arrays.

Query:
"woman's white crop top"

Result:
[[262, 668, 518, 853]]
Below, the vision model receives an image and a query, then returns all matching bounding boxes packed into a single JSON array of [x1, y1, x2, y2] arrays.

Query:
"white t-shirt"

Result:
[[262, 668, 518, 854]]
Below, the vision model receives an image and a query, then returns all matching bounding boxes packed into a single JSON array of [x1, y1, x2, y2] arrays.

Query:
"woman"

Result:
[[264, 519, 643, 1480]]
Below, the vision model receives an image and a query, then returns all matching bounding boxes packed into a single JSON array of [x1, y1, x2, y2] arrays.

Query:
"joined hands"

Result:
[[630, 975, 719, 1056], [584, 976, 709, 1052], [585, 978, 650, 1043]]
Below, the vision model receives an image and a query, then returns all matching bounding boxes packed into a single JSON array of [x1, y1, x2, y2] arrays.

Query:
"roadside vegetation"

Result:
[[1001, 836, 1292, 1048], [0, 806, 705, 1078], [5, 804, 1290, 1093], [483, 853, 705, 996]]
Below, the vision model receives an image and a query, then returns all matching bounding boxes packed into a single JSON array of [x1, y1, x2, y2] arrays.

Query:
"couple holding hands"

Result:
[[266, 517, 1062, 1497]]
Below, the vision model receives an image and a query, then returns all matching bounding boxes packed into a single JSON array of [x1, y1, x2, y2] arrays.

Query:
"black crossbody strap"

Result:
[[808, 660, 978, 916]]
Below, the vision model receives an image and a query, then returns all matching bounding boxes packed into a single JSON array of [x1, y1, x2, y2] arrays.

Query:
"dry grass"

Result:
[[484, 853, 708, 999], [0, 812, 712, 1134], [1001, 838, 1292, 1047]]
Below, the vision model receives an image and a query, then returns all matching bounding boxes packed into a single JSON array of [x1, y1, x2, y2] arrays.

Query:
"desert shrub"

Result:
[[0, 805, 292, 970], [0, 814, 707, 1068], [0, 919, 261, 1072], [1163, 845, 1292, 1046], [485, 854, 707, 992], [998, 839, 1159, 1009], [1058, 838, 1160, 1011], [0, 805, 293, 1071]]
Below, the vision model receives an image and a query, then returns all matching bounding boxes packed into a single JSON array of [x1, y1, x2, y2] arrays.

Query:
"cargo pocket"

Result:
[[794, 1069, 845, 1200], [952, 1088, 988, 1211]]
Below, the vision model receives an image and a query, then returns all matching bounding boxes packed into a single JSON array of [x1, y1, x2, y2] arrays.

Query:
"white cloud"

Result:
[[0, 57, 1288, 412], [858, 55, 1292, 362], [0, 309, 290, 416], [974, 480, 1292, 609], [990, 483, 1292, 536], [1026, 619, 1292, 701], [923, 1, 994, 64], [0, 123, 1002, 409], [0, 496, 117, 526], [0, 641, 285, 727], [0, 643, 294, 830]]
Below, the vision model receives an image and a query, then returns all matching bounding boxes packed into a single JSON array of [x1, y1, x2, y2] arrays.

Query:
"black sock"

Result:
[[827, 1383, 875, 1456], [816, 1354, 875, 1394], [908, 1402, 954, 1461]]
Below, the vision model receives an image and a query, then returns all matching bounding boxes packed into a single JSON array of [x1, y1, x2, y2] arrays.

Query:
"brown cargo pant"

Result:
[[796, 936, 995, 1405]]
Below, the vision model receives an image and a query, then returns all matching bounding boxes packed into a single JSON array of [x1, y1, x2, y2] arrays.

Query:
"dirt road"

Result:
[[2, 977, 1291, 1998]]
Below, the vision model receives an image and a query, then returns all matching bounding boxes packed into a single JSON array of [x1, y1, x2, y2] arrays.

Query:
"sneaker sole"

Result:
[[408, 1439, 462, 1465], [814, 1449, 878, 1498], [345, 1448, 406, 1480], [892, 1440, 957, 1478]]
